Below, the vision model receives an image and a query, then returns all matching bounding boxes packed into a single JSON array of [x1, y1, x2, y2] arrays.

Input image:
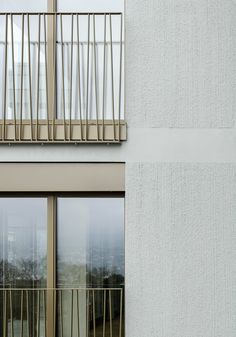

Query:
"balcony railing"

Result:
[[0, 13, 126, 143], [0, 288, 124, 337]]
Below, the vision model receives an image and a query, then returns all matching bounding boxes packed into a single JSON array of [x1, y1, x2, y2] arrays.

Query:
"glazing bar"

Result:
[[76, 15, 83, 140], [44, 14, 50, 141], [19, 14, 24, 141], [60, 14, 66, 140], [93, 14, 99, 140], [27, 14, 33, 140], [109, 14, 115, 140], [11, 14, 17, 140], [3, 14, 8, 141], [36, 14, 41, 140]]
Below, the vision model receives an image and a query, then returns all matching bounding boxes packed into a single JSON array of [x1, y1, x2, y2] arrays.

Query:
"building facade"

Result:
[[1, 0, 236, 337]]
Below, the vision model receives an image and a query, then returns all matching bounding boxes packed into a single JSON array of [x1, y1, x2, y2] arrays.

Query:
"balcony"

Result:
[[0, 13, 126, 143], [0, 288, 124, 337]]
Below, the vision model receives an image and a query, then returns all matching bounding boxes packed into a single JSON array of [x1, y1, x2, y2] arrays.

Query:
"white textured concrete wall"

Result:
[[126, 163, 236, 337], [0, 1, 236, 336], [126, 0, 236, 128]]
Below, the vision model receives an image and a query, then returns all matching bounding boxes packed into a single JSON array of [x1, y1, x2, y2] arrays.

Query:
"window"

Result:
[[0, 0, 126, 142], [0, 195, 125, 337]]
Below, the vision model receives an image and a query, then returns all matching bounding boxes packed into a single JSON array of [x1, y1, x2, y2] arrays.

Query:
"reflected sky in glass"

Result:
[[57, 197, 124, 288], [0, 198, 47, 288], [0, 0, 47, 11]]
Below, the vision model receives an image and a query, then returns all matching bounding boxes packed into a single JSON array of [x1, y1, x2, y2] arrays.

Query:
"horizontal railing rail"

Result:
[[0, 287, 124, 337], [0, 12, 126, 143]]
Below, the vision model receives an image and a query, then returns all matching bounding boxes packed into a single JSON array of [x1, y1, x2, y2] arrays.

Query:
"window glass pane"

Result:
[[57, 197, 124, 337], [57, 197, 124, 288], [0, 198, 47, 288], [0, 0, 47, 12], [58, 0, 124, 12], [0, 0, 48, 120], [0, 198, 47, 337]]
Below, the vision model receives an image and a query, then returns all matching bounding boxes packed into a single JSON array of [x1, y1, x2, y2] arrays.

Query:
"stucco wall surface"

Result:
[[126, 0, 236, 128], [126, 163, 236, 337]]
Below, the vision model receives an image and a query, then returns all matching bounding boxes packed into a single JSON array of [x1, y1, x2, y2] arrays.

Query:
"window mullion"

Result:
[[47, 195, 57, 337]]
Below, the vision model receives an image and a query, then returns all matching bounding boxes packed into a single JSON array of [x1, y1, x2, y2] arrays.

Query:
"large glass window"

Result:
[[0, 198, 47, 337], [0, 195, 125, 337]]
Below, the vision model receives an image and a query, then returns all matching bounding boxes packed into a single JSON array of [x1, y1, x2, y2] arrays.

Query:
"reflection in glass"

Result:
[[0, 15, 48, 120], [0, 198, 47, 337], [57, 197, 124, 337], [0, 0, 47, 12]]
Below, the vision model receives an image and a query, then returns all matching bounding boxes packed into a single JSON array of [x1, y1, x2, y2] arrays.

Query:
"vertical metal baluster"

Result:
[[86, 290, 89, 337], [69, 14, 73, 140], [11, 14, 17, 141], [20, 291, 24, 337], [3, 290, 7, 337], [85, 14, 90, 141], [10, 289, 14, 337], [109, 14, 115, 141], [26, 290, 30, 337], [3, 14, 8, 141], [76, 15, 83, 140], [60, 14, 66, 141], [93, 14, 99, 141], [27, 14, 33, 140], [43, 14, 50, 141], [70, 290, 74, 337], [43, 290, 46, 337], [37, 290, 40, 337], [36, 14, 41, 141], [77, 290, 80, 337], [109, 290, 113, 337], [60, 290, 63, 337], [92, 290, 96, 337], [102, 14, 106, 141], [119, 289, 123, 337], [103, 290, 106, 337], [52, 14, 57, 141], [118, 14, 123, 142], [19, 14, 24, 141], [54, 289, 56, 337]]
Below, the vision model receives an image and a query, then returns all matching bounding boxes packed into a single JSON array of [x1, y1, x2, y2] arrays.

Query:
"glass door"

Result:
[[57, 197, 124, 337], [0, 197, 47, 337], [0, 195, 125, 337]]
